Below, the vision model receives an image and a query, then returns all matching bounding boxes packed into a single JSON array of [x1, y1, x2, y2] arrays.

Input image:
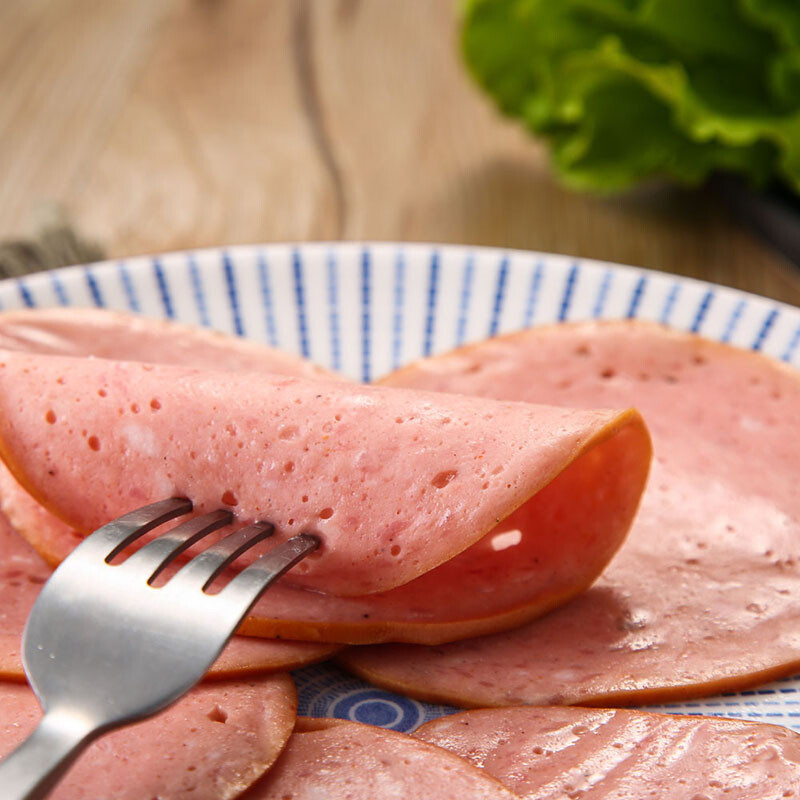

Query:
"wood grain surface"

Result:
[[2, 0, 800, 305]]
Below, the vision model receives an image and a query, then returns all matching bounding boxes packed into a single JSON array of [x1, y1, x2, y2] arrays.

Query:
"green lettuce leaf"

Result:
[[462, 0, 800, 192]]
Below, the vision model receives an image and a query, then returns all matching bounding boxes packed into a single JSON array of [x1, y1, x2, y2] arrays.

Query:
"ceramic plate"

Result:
[[3, 242, 800, 733]]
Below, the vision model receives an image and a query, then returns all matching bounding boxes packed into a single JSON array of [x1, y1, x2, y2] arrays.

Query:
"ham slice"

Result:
[[0, 511, 339, 681], [241, 716, 520, 799], [0, 351, 650, 638], [0, 675, 297, 800], [415, 706, 800, 799], [0, 307, 339, 380], [341, 320, 800, 704]]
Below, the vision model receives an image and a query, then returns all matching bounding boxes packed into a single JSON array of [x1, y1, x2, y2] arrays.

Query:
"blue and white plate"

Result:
[[3, 242, 800, 732]]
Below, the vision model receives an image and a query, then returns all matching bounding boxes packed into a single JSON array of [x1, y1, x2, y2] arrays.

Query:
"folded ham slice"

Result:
[[0, 509, 339, 680], [0, 349, 649, 640], [415, 706, 800, 800], [0, 675, 297, 800], [0, 407, 647, 645], [243, 717, 520, 799], [341, 320, 800, 703]]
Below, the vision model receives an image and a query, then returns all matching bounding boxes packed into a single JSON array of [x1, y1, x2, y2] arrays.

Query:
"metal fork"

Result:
[[0, 498, 320, 800]]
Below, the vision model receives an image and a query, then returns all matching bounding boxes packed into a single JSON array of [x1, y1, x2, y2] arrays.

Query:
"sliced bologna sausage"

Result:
[[415, 706, 800, 800], [340, 320, 800, 704], [0, 675, 297, 800], [0, 351, 650, 640], [243, 717, 520, 799], [0, 307, 340, 380]]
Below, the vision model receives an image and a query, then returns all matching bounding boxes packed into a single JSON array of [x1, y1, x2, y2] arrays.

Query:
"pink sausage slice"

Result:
[[0, 512, 339, 680], [243, 717, 520, 799], [341, 320, 800, 704], [415, 707, 800, 800], [0, 675, 297, 800], [0, 351, 650, 602], [0, 307, 340, 380]]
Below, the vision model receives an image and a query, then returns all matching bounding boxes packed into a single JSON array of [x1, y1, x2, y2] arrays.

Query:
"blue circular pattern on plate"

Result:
[[294, 663, 454, 732], [332, 690, 421, 729]]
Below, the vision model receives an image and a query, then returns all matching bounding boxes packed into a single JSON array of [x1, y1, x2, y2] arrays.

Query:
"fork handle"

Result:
[[0, 707, 97, 800]]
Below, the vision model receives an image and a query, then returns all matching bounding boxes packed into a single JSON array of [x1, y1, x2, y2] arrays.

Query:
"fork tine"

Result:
[[167, 521, 275, 591], [75, 498, 193, 562], [218, 533, 320, 610], [119, 510, 233, 584]]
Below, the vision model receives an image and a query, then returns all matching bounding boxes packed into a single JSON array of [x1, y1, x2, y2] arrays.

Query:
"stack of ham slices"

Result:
[[0, 308, 798, 798]]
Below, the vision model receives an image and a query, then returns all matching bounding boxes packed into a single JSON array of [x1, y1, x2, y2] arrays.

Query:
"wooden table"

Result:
[[3, 0, 800, 305]]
